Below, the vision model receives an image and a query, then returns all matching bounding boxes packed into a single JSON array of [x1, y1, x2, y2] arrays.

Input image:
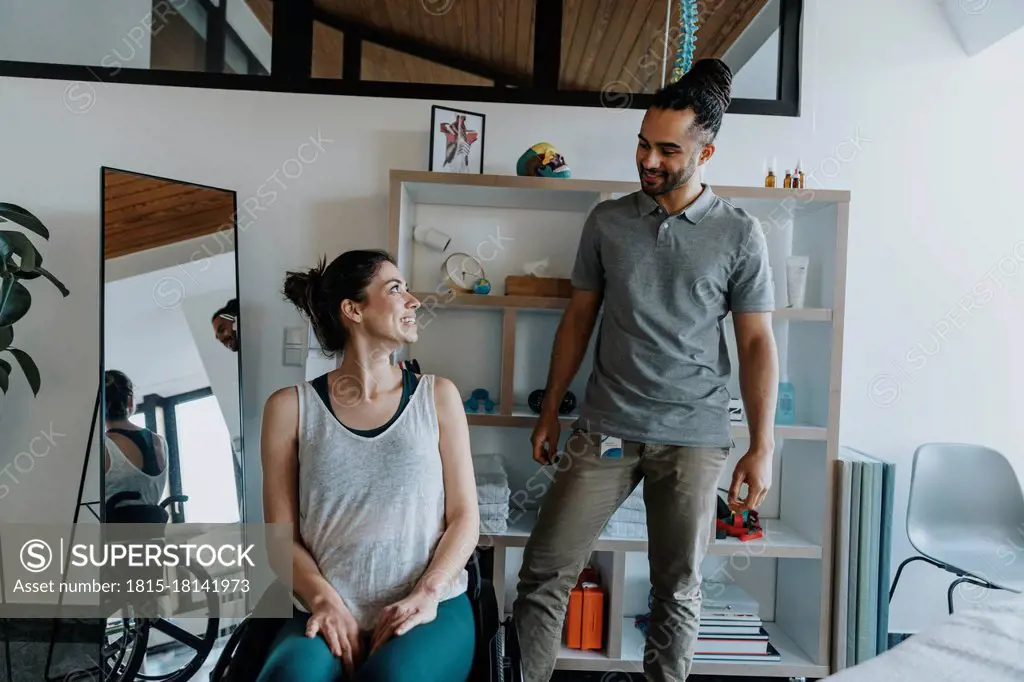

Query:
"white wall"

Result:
[[0, 0, 153, 68], [1, 0, 1023, 634], [181, 287, 243, 442]]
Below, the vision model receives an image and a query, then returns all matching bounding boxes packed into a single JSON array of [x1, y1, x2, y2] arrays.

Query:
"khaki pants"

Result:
[[512, 429, 730, 682]]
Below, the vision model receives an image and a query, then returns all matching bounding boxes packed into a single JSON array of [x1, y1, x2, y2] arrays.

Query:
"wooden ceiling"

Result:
[[246, 0, 770, 91], [103, 170, 236, 260]]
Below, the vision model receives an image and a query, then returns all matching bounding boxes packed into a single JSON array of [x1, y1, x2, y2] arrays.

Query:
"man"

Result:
[[512, 59, 779, 682], [212, 298, 239, 352]]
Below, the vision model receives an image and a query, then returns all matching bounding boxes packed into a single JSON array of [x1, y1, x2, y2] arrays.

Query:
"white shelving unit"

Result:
[[382, 169, 850, 678]]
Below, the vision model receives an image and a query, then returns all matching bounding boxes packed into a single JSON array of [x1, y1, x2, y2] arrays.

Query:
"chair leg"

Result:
[[947, 575, 1014, 614], [889, 555, 946, 603]]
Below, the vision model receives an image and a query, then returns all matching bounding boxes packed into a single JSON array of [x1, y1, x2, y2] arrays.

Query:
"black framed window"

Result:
[[0, 0, 800, 116], [139, 387, 241, 524]]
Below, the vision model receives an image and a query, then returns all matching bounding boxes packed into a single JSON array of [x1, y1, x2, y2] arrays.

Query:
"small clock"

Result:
[[441, 252, 486, 293]]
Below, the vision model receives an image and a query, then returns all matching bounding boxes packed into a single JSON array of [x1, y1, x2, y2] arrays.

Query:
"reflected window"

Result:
[[169, 392, 240, 524]]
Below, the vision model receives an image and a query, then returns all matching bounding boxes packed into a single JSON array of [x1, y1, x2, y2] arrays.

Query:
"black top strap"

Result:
[[312, 367, 420, 437], [108, 428, 161, 475]]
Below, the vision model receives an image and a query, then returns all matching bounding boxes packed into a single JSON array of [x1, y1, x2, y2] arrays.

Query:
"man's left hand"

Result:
[[727, 448, 773, 512]]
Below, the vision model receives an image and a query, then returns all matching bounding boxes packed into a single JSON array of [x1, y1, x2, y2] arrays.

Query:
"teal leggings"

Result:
[[255, 592, 476, 682]]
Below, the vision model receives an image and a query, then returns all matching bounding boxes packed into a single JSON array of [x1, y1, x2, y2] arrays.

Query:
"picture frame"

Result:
[[429, 104, 485, 174]]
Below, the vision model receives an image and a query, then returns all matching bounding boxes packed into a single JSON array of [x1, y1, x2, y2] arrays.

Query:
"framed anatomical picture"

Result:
[[429, 105, 485, 174]]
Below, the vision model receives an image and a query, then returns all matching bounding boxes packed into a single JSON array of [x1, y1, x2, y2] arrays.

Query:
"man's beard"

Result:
[[638, 153, 699, 197]]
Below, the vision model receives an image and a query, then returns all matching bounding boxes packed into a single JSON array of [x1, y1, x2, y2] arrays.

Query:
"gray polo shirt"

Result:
[[571, 185, 774, 448]]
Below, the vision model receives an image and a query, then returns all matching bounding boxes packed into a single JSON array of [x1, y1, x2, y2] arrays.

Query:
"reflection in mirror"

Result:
[[101, 167, 241, 681]]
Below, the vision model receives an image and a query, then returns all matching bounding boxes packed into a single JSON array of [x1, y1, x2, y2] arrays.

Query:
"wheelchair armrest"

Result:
[[160, 494, 190, 509]]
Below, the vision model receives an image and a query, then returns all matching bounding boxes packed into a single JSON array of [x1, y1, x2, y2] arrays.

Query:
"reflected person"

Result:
[[104, 369, 169, 514], [212, 298, 239, 352]]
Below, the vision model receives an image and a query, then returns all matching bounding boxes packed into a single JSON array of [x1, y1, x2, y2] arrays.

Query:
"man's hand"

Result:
[[530, 412, 561, 466], [369, 589, 439, 655], [727, 448, 773, 512]]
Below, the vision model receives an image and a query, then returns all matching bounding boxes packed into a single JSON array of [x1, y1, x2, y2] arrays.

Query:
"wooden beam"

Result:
[[312, 7, 529, 87], [204, 0, 226, 73], [343, 32, 362, 81], [271, 0, 313, 79], [533, 0, 563, 90]]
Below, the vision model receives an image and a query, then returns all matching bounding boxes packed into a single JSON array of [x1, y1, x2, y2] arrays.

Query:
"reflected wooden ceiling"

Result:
[[246, 0, 770, 91], [103, 170, 236, 260]]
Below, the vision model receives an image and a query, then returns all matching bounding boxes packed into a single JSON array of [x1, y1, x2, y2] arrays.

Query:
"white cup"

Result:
[[786, 256, 809, 308], [413, 225, 451, 252]]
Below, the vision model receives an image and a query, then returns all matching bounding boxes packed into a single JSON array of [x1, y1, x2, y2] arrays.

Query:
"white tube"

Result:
[[786, 256, 809, 308], [413, 225, 451, 252]]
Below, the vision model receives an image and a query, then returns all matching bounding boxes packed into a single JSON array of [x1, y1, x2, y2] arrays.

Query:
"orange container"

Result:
[[564, 567, 605, 651], [580, 586, 605, 650]]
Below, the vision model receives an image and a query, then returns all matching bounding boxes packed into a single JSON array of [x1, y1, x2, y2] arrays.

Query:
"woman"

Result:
[[103, 369, 169, 514], [258, 250, 480, 682]]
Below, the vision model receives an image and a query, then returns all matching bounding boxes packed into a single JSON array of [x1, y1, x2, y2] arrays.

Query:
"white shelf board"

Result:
[[553, 645, 614, 670], [617, 619, 829, 678], [489, 511, 821, 559], [466, 409, 827, 440], [393, 171, 849, 217]]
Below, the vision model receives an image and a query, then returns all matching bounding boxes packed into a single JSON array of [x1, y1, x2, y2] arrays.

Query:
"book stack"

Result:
[[695, 582, 780, 662], [633, 581, 780, 662], [831, 446, 896, 671]]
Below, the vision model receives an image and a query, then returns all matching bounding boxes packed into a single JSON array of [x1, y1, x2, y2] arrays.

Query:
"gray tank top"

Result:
[[294, 373, 468, 631]]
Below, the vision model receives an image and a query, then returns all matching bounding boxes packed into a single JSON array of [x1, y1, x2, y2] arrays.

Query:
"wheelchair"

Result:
[[91, 491, 222, 682], [208, 549, 523, 682]]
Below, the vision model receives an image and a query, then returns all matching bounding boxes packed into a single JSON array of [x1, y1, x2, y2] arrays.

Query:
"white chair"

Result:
[[889, 442, 1024, 614]]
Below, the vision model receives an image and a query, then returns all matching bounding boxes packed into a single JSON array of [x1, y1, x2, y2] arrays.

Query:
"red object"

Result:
[[564, 567, 605, 650], [717, 510, 763, 542]]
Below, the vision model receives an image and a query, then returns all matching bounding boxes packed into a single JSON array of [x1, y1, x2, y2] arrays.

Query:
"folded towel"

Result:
[[604, 520, 648, 538], [473, 453, 508, 477], [477, 487, 510, 505], [481, 517, 508, 534], [620, 497, 645, 512], [609, 507, 646, 524], [479, 502, 509, 518]]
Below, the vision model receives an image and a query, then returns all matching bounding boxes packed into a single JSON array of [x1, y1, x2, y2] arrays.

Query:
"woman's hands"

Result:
[[369, 589, 439, 655], [305, 592, 363, 677]]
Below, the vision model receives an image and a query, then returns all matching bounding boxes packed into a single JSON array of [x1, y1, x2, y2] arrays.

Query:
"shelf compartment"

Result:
[[489, 511, 820, 559], [617, 619, 829, 678]]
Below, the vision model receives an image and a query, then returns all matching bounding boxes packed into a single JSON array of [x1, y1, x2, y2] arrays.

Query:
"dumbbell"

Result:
[[528, 389, 576, 415]]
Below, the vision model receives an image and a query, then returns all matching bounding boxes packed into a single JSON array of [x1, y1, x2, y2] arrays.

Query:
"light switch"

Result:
[[283, 326, 307, 367], [284, 326, 306, 346]]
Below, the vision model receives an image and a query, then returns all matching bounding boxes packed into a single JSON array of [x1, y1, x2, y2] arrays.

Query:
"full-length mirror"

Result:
[[100, 167, 242, 681]]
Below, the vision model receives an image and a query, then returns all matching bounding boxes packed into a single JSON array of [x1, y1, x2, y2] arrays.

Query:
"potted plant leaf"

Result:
[[0, 203, 70, 395]]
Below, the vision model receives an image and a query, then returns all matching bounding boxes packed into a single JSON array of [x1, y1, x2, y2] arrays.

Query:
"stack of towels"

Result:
[[474, 453, 511, 534], [604, 482, 648, 538]]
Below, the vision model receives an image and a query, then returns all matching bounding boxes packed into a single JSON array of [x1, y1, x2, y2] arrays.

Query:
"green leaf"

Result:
[[6, 347, 40, 396], [0, 230, 42, 273], [25, 265, 69, 296], [0, 278, 32, 327], [0, 204, 49, 240], [0, 325, 11, 350], [0, 360, 9, 394]]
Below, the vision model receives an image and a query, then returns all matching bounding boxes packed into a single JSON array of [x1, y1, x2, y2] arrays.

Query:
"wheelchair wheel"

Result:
[[102, 612, 150, 682], [132, 564, 222, 682]]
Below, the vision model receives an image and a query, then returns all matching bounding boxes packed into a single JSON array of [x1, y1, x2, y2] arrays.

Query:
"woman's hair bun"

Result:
[[282, 257, 326, 319]]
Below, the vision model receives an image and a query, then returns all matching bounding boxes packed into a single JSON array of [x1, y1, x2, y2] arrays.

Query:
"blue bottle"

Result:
[[776, 380, 796, 425]]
